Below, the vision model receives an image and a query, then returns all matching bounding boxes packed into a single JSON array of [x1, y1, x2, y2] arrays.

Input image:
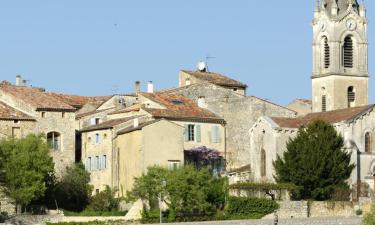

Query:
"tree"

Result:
[[0, 134, 55, 213], [87, 186, 120, 212], [273, 120, 355, 200], [54, 163, 92, 212]]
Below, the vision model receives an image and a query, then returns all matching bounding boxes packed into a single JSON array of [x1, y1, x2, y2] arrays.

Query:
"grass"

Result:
[[63, 210, 127, 217]]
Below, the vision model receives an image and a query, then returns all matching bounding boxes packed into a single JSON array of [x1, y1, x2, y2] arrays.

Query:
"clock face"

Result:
[[346, 19, 357, 31]]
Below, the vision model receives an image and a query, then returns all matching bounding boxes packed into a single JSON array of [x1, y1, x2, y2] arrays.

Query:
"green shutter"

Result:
[[196, 125, 201, 143], [184, 124, 189, 142]]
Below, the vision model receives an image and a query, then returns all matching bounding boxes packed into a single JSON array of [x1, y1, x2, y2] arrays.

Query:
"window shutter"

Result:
[[196, 125, 201, 143], [216, 126, 221, 143], [85, 158, 90, 170], [184, 124, 189, 142], [211, 126, 216, 143]]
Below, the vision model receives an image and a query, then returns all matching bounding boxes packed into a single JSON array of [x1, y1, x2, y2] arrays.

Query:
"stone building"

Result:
[[0, 80, 77, 176], [166, 75, 297, 171], [249, 0, 375, 197], [287, 99, 313, 117]]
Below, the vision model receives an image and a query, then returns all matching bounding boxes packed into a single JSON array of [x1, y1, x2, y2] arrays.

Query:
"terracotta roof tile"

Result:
[[108, 104, 141, 115], [271, 105, 374, 128], [0, 101, 34, 121], [47, 93, 91, 109], [80, 116, 141, 132], [0, 82, 76, 112], [141, 93, 225, 123], [182, 70, 247, 88]]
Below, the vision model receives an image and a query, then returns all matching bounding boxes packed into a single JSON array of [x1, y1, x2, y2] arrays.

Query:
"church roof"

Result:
[[323, 0, 359, 18], [271, 104, 374, 128]]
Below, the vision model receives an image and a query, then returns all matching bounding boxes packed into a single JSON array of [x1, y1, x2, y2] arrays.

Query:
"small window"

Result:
[[14, 120, 19, 124], [185, 78, 191, 86], [95, 118, 100, 125], [62, 112, 65, 118], [95, 133, 101, 144], [347, 86, 355, 108], [323, 37, 330, 69], [188, 125, 195, 141], [322, 95, 327, 112], [365, 132, 372, 153], [211, 125, 221, 143], [171, 100, 184, 105], [233, 88, 238, 92], [41, 112, 46, 118], [101, 155, 107, 169], [343, 36, 354, 68], [47, 132, 61, 150], [86, 157, 92, 171], [96, 156, 100, 170], [168, 161, 181, 171]]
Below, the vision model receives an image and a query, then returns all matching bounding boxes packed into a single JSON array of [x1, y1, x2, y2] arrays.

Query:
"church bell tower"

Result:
[[312, 0, 369, 112]]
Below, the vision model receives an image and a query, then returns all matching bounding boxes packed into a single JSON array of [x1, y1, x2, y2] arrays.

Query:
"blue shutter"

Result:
[[196, 125, 201, 143], [184, 124, 189, 142]]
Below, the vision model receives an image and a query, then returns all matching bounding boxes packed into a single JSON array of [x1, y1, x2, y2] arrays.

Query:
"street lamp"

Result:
[[160, 180, 167, 224]]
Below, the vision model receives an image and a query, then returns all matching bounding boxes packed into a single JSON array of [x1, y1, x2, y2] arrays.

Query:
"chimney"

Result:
[[133, 118, 139, 128], [16, 75, 22, 86], [198, 96, 207, 109], [135, 81, 141, 96], [147, 81, 154, 93]]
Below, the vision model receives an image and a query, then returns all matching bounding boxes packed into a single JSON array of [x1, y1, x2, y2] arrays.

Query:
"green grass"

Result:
[[63, 210, 127, 217]]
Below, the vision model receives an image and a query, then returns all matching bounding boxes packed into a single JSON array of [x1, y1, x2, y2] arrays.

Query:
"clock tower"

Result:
[[312, 0, 369, 112]]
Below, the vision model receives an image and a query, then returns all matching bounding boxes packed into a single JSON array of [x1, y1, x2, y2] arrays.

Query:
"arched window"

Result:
[[365, 132, 372, 153], [343, 36, 354, 68], [323, 37, 330, 69], [260, 149, 266, 177], [322, 95, 327, 112], [47, 132, 61, 150], [347, 86, 355, 108]]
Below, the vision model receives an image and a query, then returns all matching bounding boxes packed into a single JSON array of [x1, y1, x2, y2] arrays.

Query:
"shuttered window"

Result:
[[324, 37, 330, 69], [322, 95, 327, 112], [211, 126, 221, 143], [188, 125, 195, 141], [347, 86, 355, 108], [196, 125, 201, 143], [343, 36, 354, 68]]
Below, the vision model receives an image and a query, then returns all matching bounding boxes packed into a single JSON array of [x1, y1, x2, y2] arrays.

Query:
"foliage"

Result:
[[63, 210, 127, 217], [356, 209, 363, 216], [87, 186, 120, 212], [230, 182, 297, 191], [0, 134, 55, 211], [273, 120, 355, 200], [184, 146, 225, 174], [46, 221, 125, 225], [225, 196, 279, 219], [54, 163, 92, 212], [364, 205, 375, 225], [128, 165, 227, 222]]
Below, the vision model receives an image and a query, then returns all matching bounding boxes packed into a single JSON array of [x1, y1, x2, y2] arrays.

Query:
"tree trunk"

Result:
[[16, 204, 21, 214]]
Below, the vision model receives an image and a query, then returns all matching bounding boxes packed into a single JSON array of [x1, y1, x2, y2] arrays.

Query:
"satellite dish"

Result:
[[197, 61, 207, 72]]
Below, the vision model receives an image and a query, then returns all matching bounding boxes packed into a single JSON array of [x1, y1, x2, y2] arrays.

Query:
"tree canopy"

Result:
[[0, 134, 55, 211], [273, 120, 355, 200]]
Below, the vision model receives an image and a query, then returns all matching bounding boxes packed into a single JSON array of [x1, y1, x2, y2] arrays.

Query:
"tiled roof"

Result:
[[117, 120, 160, 135], [295, 99, 312, 105], [108, 104, 141, 115], [76, 107, 116, 119], [80, 116, 141, 133], [271, 105, 374, 129], [182, 70, 247, 88], [0, 81, 76, 112], [47, 93, 91, 109], [141, 93, 225, 123], [0, 101, 35, 121]]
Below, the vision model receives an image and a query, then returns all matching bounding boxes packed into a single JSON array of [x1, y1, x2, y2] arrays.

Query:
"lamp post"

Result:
[[160, 180, 167, 224]]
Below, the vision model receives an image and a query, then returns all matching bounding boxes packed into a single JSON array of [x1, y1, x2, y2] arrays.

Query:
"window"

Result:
[[185, 78, 191, 86], [260, 149, 266, 177], [95, 133, 101, 144], [86, 157, 92, 171], [62, 112, 65, 118], [323, 37, 330, 69], [96, 156, 100, 170], [171, 100, 184, 105], [188, 125, 195, 141], [101, 155, 107, 170], [211, 126, 221, 143], [168, 161, 181, 171], [322, 95, 327, 112], [47, 132, 61, 150], [343, 36, 354, 68], [41, 112, 46, 118], [12, 127, 21, 138], [347, 86, 356, 108], [90, 118, 100, 125], [365, 132, 372, 153]]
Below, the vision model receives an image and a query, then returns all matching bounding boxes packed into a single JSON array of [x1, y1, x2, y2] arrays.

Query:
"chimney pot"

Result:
[[147, 81, 154, 93], [134, 118, 139, 128], [16, 75, 22, 86], [135, 81, 141, 96]]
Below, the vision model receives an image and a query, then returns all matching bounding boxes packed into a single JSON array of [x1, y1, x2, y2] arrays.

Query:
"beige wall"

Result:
[[0, 120, 35, 139], [312, 76, 369, 112], [287, 100, 312, 117], [117, 120, 184, 195], [82, 129, 114, 193]]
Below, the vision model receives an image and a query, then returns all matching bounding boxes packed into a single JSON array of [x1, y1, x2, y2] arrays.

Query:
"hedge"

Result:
[[229, 182, 297, 191], [225, 196, 279, 218]]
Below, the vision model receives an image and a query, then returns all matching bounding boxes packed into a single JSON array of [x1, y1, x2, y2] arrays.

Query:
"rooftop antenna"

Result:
[[111, 85, 119, 95], [205, 55, 216, 72]]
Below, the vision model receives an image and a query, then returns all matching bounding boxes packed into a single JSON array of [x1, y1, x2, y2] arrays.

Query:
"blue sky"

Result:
[[0, 1, 374, 106]]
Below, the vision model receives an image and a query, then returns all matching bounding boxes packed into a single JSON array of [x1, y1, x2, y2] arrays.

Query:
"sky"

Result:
[[0, 1, 374, 106]]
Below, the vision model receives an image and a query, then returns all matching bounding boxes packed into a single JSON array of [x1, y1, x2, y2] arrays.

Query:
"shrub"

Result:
[[356, 209, 363, 216], [63, 210, 127, 217], [225, 197, 279, 219], [364, 205, 375, 225], [86, 186, 120, 212]]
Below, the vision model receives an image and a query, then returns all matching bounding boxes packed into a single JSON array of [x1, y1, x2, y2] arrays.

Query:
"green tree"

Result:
[[54, 163, 92, 212], [273, 120, 355, 200], [128, 166, 225, 222], [0, 134, 55, 213], [87, 186, 120, 212]]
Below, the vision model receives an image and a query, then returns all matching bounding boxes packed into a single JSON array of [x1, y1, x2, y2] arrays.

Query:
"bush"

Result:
[[225, 197, 279, 219], [364, 205, 375, 225], [356, 209, 363, 216], [86, 186, 120, 212], [63, 210, 127, 217]]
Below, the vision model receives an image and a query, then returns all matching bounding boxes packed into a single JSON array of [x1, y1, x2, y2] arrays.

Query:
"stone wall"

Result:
[[309, 201, 356, 218], [0, 189, 15, 216]]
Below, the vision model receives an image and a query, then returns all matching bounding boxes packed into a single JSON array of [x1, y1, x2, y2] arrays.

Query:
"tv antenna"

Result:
[[205, 55, 216, 72]]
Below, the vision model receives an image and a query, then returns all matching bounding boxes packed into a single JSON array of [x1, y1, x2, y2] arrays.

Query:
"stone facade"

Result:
[[168, 82, 296, 169], [287, 99, 312, 117]]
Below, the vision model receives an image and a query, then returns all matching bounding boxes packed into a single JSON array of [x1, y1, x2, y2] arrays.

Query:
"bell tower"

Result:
[[312, 0, 369, 112]]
